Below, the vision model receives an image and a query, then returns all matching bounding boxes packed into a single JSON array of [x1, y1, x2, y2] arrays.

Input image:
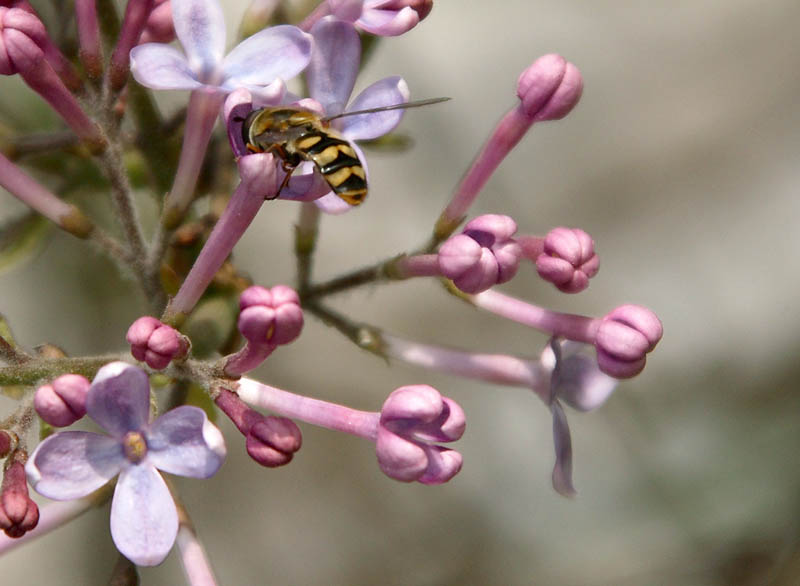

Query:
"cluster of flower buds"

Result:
[[0, 0, 664, 578]]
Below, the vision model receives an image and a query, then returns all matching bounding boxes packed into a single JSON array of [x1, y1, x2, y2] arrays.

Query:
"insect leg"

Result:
[[264, 144, 296, 200]]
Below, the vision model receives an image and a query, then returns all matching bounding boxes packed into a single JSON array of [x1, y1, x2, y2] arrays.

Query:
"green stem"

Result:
[[295, 202, 320, 295], [0, 355, 125, 386]]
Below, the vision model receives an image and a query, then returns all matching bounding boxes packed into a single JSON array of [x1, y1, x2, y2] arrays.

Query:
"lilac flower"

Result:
[[542, 339, 617, 496], [129, 0, 311, 93], [26, 362, 226, 566], [304, 0, 433, 37], [227, 17, 410, 213], [129, 0, 312, 224]]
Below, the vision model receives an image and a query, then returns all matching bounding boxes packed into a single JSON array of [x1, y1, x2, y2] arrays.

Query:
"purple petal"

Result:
[[87, 362, 151, 438], [111, 464, 178, 566], [221, 25, 312, 89], [130, 44, 202, 90], [357, 7, 418, 37], [308, 17, 360, 115], [26, 431, 123, 500], [171, 0, 226, 78], [314, 192, 355, 214], [340, 76, 409, 140], [146, 406, 226, 478], [555, 352, 618, 412], [551, 401, 576, 497]]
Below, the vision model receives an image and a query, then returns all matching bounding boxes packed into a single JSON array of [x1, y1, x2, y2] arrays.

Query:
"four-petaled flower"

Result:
[[227, 16, 411, 214], [26, 362, 226, 566], [130, 0, 312, 94]]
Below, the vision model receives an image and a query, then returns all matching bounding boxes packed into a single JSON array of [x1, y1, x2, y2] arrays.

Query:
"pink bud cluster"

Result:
[[127, 317, 189, 370]]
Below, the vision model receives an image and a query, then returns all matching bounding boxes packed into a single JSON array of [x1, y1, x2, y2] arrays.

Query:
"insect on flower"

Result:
[[242, 97, 450, 205]]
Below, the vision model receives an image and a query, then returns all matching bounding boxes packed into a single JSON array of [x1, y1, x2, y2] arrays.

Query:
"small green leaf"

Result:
[[39, 419, 54, 440], [0, 314, 18, 348], [0, 212, 53, 275]]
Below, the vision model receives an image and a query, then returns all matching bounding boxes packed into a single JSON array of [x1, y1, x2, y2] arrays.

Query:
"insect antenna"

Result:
[[322, 97, 451, 122]]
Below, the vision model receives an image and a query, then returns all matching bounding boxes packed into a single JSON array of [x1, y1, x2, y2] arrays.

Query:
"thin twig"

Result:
[[2, 131, 80, 160]]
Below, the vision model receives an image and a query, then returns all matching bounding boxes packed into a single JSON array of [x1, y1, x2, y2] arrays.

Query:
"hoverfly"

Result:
[[242, 97, 450, 206]]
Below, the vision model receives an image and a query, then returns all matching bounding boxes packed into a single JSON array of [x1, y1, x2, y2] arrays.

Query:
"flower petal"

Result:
[[26, 431, 123, 500], [146, 406, 226, 478], [221, 25, 312, 89], [308, 17, 360, 115], [340, 76, 409, 140], [357, 7, 419, 37], [111, 464, 178, 566], [171, 0, 226, 79], [87, 362, 151, 438], [130, 44, 202, 90], [281, 166, 332, 201], [551, 401, 576, 497], [313, 191, 354, 214], [555, 352, 618, 412]]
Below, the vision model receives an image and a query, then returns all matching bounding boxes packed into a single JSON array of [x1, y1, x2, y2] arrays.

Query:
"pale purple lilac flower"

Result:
[[519, 227, 599, 294], [381, 332, 616, 495], [302, 0, 432, 37], [236, 378, 465, 484], [394, 214, 522, 293], [34, 374, 90, 427], [129, 0, 312, 224], [226, 17, 410, 214], [26, 362, 226, 566]]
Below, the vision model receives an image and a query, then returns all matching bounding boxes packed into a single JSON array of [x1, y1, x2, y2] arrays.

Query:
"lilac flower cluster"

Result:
[[0, 0, 661, 580]]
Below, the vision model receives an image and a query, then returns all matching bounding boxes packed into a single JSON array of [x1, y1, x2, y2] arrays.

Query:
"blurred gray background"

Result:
[[2, 0, 800, 584]]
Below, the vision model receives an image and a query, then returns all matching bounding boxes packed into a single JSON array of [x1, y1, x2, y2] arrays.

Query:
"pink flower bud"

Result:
[[34, 374, 90, 427], [516, 53, 583, 122], [0, 458, 39, 538], [239, 285, 304, 346], [438, 214, 522, 294], [0, 430, 15, 458], [0, 7, 46, 75], [215, 388, 303, 468], [139, 0, 174, 44], [594, 305, 663, 378], [126, 316, 189, 370], [245, 416, 303, 467], [376, 385, 465, 484], [535, 227, 599, 293]]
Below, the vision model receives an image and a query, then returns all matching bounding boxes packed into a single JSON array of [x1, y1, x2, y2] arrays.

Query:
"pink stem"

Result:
[[237, 378, 380, 441], [472, 289, 599, 343]]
